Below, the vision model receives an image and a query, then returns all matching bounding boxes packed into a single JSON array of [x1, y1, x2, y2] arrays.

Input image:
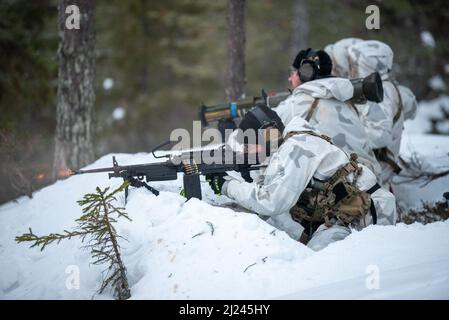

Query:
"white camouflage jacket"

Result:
[[347, 40, 418, 183], [222, 115, 397, 241], [273, 77, 382, 178]]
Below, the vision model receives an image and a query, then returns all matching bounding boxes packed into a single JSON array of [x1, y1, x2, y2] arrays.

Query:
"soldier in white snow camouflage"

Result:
[[273, 48, 382, 178], [210, 104, 397, 250], [345, 40, 418, 186]]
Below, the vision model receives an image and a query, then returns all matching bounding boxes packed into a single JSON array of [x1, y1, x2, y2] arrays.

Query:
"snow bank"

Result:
[[393, 134, 449, 210], [393, 95, 449, 209], [283, 221, 449, 299], [403, 95, 449, 135], [1, 96, 449, 299], [1, 150, 449, 299]]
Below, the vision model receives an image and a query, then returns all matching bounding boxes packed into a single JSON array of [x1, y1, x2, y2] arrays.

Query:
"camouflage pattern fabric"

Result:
[[347, 40, 418, 184], [324, 37, 363, 78], [274, 77, 382, 178], [222, 115, 397, 249]]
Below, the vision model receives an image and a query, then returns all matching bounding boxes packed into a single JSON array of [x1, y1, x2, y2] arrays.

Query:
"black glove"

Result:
[[238, 165, 254, 183], [218, 119, 237, 142], [206, 173, 227, 195]]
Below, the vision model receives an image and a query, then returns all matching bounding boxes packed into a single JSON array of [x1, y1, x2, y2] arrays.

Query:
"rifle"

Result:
[[71, 144, 264, 201], [199, 72, 383, 127]]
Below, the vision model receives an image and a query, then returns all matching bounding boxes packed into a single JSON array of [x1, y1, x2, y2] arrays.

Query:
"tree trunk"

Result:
[[137, 9, 150, 95], [53, 0, 95, 178], [291, 0, 309, 57], [225, 0, 246, 102]]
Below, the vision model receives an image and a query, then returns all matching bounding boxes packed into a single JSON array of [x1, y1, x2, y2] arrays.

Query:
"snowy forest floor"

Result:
[[1, 96, 449, 299]]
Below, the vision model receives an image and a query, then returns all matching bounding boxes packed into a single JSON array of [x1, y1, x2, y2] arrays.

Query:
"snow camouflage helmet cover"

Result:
[[324, 37, 363, 78], [347, 40, 394, 79]]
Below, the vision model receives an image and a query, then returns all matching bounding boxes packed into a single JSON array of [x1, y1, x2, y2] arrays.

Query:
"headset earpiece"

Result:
[[298, 49, 320, 82], [298, 60, 317, 82]]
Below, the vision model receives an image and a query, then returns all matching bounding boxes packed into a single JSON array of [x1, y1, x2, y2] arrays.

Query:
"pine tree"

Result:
[[16, 181, 131, 300], [53, 0, 96, 179]]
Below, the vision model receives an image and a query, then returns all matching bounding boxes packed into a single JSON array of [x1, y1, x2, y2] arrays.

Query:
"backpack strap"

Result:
[[285, 131, 365, 182], [366, 183, 380, 225], [284, 130, 333, 145], [305, 98, 320, 121], [323, 153, 360, 193]]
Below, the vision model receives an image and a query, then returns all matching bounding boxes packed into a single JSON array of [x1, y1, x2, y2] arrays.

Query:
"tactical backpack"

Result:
[[284, 131, 377, 235]]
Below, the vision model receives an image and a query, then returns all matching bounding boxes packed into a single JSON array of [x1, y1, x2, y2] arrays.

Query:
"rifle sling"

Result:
[[367, 183, 380, 224], [305, 98, 360, 123], [305, 98, 320, 121], [366, 182, 381, 195], [284, 130, 333, 144], [370, 200, 378, 225]]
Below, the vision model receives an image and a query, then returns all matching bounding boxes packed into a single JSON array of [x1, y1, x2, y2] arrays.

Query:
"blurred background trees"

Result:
[[1, 0, 449, 203], [225, 0, 246, 102], [53, 0, 96, 178]]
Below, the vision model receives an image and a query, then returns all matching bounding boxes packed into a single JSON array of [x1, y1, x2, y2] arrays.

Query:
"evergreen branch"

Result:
[[105, 180, 129, 200], [16, 228, 91, 251]]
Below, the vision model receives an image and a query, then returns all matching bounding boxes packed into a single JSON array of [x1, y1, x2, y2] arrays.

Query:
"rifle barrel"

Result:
[[72, 167, 120, 175]]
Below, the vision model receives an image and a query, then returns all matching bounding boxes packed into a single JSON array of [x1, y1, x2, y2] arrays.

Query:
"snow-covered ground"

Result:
[[1, 97, 449, 300], [393, 95, 449, 210]]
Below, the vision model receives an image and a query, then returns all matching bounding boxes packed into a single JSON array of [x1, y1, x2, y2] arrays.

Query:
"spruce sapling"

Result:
[[16, 181, 132, 300]]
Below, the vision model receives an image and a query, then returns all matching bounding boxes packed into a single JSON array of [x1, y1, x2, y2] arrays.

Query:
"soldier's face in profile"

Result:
[[248, 127, 282, 157], [289, 68, 301, 89], [244, 144, 264, 154]]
